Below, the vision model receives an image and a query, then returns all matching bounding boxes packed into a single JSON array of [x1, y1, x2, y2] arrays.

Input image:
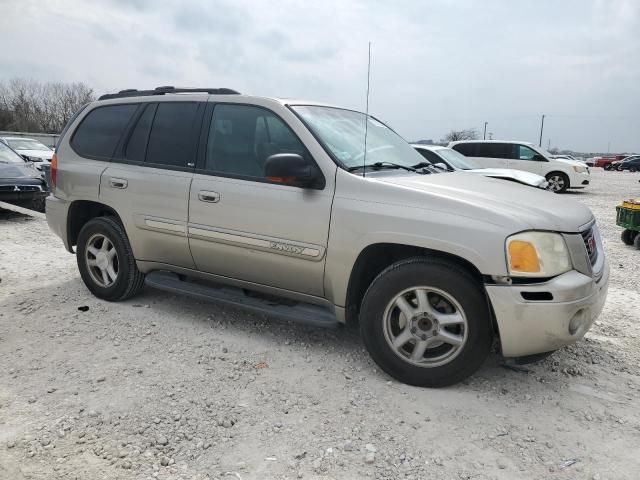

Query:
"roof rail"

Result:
[[98, 86, 241, 101]]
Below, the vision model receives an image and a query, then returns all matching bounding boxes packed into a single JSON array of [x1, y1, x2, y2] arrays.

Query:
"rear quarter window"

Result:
[[71, 104, 138, 159]]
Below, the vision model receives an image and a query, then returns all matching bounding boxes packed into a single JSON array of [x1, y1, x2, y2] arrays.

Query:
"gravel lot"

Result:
[[1, 168, 639, 480]]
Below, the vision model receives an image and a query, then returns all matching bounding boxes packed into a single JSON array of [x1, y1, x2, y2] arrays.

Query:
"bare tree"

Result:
[[0, 78, 95, 133], [442, 128, 479, 142]]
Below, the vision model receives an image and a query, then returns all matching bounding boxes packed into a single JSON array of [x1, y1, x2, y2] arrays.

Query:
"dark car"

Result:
[[0, 142, 49, 211], [617, 156, 640, 172]]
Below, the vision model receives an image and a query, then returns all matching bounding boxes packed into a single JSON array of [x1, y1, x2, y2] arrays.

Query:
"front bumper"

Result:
[[568, 170, 591, 189], [486, 260, 609, 357]]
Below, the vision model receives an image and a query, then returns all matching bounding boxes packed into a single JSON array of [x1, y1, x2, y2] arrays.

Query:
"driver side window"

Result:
[[513, 145, 538, 161], [205, 104, 307, 179]]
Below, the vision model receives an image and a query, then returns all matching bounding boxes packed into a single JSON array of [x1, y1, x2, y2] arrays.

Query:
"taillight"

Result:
[[50, 153, 58, 187]]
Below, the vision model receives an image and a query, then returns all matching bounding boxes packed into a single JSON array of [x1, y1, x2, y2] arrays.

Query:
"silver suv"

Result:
[[46, 87, 609, 387]]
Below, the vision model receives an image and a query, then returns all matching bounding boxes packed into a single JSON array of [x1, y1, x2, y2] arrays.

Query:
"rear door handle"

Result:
[[109, 178, 128, 189], [198, 191, 220, 203]]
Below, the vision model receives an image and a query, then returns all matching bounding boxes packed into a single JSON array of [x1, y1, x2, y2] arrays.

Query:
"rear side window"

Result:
[[125, 103, 156, 162], [146, 102, 199, 167], [476, 143, 511, 158], [71, 104, 138, 159], [451, 143, 476, 156]]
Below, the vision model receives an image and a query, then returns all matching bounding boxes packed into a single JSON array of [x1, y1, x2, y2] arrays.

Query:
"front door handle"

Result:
[[198, 191, 220, 203], [109, 177, 128, 189]]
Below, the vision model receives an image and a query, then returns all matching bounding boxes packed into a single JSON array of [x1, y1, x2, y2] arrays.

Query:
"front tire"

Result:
[[545, 172, 570, 193], [76, 217, 145, 301], [359, 257, 492, 387], [622, 229, 637, 246]]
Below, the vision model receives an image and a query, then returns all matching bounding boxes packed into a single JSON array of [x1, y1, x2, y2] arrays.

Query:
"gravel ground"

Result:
[[1, 169, 639, 480]]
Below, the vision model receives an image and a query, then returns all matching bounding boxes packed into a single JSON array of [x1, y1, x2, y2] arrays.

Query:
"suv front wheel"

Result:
[[545, 172, 570, 193], [359, 257, 492, 387], [76, 217, 145, 301]]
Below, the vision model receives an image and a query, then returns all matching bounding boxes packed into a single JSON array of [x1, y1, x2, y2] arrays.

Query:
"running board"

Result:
[[145, 271, 338, 329]]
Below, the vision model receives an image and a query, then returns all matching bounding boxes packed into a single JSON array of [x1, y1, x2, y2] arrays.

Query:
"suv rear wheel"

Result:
[[545, 172, 569, 193], [76, 217, 145, 301], [359, 257, 492, 387]]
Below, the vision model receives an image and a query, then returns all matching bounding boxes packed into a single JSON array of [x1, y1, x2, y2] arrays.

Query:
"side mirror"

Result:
[[433, 162, 449, 171], [264, 153, 324, 189]]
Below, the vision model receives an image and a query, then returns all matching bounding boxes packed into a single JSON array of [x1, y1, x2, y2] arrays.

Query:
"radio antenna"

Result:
[[363, 41, 371, 178]]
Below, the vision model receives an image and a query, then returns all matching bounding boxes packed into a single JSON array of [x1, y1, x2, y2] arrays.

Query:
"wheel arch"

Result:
[[66, 200, 122, 252], [344, 243, 485, 325]]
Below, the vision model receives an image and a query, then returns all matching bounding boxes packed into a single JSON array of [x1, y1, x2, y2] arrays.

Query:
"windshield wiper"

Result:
[[348, 162, 419, 173]]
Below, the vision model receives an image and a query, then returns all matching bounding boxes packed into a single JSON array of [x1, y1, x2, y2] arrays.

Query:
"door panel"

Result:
[[187, 103, 333, 296], [100, 165, 194, 268]]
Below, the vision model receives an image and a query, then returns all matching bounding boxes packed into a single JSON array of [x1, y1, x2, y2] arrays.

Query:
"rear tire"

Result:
[[622, 229, 637, 246], [630, 167, 638, 173], [76, 216, 145, 301], [635, 234, 640, 250], [545, 172, 569, 193], [359, 257, 492, 387]]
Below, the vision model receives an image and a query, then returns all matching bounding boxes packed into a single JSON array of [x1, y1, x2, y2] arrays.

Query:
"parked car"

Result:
[[617, 156, 640, 172], [0, 141, 48, 211], [585, 157, 598, 167], [412, 144, 549, 189], [45, 86, 609, 387], [0, 136, 54, 170], [448, 140, 590, 193], [597, 155, 627, 170]]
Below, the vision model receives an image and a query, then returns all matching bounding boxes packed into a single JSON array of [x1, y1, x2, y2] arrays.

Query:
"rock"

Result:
[[156, 434, 168, 446], [27, 396, 37, 404], [364, 452, 375, 464], [6, 440, 15, 449], [343, 440, 355, 452], [40, 437, 51, 446], [47, 387, 57, 393], [160, 456, 170, 466], [96, 376, 106, 383], [121, 460, 132, 469], [364, 444, 376, 453], [497, 459, 507, 469]]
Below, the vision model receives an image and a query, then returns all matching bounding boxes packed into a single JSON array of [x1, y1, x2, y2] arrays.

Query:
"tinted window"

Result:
[[511, 144, 538, 161], [206, 104, 306, 178], [451, 143, 476, 157], [415, 148, 442, 164], [125, 103, 156, 162], [146, 102, 199, 167], [476, 143, 511, 158], [71, 104, 138, 159]]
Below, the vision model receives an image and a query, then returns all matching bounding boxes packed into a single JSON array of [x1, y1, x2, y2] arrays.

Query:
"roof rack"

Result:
[[98, 86, 241, 101]]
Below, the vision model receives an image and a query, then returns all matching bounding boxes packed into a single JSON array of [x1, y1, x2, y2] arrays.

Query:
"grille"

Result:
[[581, 227, 598, 266], [0, 185, 42, 192]]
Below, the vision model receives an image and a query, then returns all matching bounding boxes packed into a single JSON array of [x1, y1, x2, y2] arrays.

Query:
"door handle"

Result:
[[198, 191, 220, 203], [109, 178, 128, 189]]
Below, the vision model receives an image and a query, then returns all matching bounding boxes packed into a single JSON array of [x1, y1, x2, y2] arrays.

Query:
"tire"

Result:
[[76, 216, 145, 301], [622, 229, 637, 246], [545, 172, 570, 193], [359, 257, 492, 387], [635, 233, 640, 250], [630, 167, 638, 173], [604, 164, 612, 171]]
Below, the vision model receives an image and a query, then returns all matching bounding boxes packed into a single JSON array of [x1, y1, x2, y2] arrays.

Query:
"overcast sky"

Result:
[[1, 0, 639, 153]]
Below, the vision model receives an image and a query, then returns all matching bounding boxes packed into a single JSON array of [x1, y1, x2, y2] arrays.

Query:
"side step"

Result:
[[145, 271, 338, 329]]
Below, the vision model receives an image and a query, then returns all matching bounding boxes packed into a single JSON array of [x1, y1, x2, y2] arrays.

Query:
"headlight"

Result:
[[573, 165, 587, 173], [506, 231, 572, 277]]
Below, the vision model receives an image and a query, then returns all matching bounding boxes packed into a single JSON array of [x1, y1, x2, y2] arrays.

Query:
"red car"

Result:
[[595, 155, 627, 170]]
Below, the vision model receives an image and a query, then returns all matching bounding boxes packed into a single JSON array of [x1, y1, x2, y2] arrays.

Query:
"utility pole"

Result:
[[483, 122, 488, 140], [538, 114, 545, 147], [547, 138, 551, 150]]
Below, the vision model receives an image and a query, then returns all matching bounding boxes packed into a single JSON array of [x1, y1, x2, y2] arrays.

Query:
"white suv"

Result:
[[448, 140, 590, 193]]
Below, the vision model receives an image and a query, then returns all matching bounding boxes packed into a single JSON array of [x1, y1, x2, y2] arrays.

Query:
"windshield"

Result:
[[7, 138, 51, 151], [0, 142, 26, 163], [291, 105, 426, 171], [434, 148, 478, 170]]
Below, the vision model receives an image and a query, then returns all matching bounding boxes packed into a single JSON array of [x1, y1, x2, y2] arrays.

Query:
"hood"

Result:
[[376, 171, 594, 232], [14, 149, 54, 161], [466, 168, 547, 188], [0, 162, 43, 180], [552, 157, 585, 167]]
